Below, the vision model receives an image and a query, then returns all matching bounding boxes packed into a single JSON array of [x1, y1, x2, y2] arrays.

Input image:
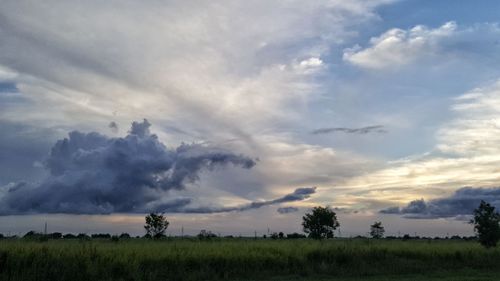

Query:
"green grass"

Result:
[[0, 238, 499, 281]]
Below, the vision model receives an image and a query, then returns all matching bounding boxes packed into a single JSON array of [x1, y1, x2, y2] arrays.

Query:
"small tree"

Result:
[[144, 212, 169, 239], [370, 221, 385, 239], [197, 230, 217, 240], [471, 200, 500, 248], [302, 206, 339, 239]]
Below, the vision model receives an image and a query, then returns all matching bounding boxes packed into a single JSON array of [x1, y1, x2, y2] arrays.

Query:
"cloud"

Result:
[[0, 65, 17, 81], [343, 21, 500, 69], [380, 187, 500, 219], [108, 121, 118, 133], [333, 79, 500, 211], [277, 206, 299, 214], [0, 0, 394, 219], [178, 187, 316, 214], [0, 0, 393, 133], [311, 125, 386, 135], [0, 119, 256, 215]]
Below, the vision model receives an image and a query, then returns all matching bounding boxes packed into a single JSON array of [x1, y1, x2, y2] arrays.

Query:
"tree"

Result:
[[302, 206, 339, 239], [370, 221, 385, 239], [119, 233, 131, 239], [144, 212, 169, 239], [197, 230, 217, 240], [471, 200, 500, 248]]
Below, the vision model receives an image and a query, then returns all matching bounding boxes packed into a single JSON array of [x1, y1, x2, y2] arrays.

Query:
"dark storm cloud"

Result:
[[380, 187, 500, 219], [277, 206, 299, 214], [173, 187, 316, 214], [311, 125, 386, 135], [0, 119, 256, 215]]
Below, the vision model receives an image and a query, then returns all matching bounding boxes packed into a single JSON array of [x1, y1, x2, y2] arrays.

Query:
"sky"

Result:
[[1, 0, 500, 237]]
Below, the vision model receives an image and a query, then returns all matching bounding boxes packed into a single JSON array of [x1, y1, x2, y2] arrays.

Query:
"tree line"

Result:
[[143, 201, 500, 248], [2, 200, 499, 248]]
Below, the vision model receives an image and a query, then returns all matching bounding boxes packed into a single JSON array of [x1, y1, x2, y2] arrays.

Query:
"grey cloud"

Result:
[[130, 119, 151, 137], [277, 206, 299, 214], [0, 120, 256, 215], [108, 121, 118, 133], [333, 207, 359, 214], [311, 125, 387, 135], [173, 187, 316, 214], [380, 187, 500, 219]]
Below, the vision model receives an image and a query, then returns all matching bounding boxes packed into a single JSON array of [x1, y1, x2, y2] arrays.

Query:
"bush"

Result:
[[49, 232, 62, 239], [76, 233, 90, 241], [63, 233, 76, 239], [119, 233, 131, 239], [91, 233, 111, 239]]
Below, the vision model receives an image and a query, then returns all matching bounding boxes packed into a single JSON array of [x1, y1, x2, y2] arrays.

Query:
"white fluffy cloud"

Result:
[[343, 21, 500, 69]]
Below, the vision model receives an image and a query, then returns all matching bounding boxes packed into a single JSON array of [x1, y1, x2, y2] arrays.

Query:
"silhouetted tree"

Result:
[[278, 232, 284, 239], [302, 206, 339, 239], [370, 221, 385, 239], [471, 200, 500, 248], [23, 230, 48, 242], [270, 232, 279, 239], [23, 230, 39, 238], [63, 233, 76, 239], [144, 212, 169, 239]]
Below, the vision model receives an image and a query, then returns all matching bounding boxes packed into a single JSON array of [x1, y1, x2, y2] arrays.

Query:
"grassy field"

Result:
[[0, 238, 499, 281]]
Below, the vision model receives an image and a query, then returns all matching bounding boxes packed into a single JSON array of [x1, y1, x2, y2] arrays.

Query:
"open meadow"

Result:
[[0, 238, 499, 281]]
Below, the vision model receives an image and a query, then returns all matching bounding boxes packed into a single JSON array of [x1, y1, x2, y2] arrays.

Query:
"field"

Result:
[[0, 238, 499, 281]]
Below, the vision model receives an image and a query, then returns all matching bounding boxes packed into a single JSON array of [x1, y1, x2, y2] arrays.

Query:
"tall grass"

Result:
[[0, 238, 498, 281]]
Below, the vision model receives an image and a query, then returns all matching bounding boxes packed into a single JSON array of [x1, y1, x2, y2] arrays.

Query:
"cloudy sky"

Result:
[[2, 0, 500, 237]]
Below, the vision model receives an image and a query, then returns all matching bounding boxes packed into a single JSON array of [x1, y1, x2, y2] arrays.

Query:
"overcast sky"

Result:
[[2, 0, 500, 237]]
